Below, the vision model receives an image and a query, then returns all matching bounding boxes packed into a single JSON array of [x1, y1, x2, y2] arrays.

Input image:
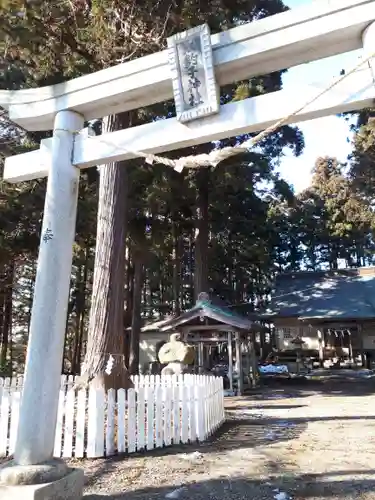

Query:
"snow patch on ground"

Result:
[[274, 492, 290, 500], [259, 365, 289, 375], [165, 487, 187, 499]]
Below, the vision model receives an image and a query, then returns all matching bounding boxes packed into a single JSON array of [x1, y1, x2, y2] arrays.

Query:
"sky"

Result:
[[278, 0, 363, 193]]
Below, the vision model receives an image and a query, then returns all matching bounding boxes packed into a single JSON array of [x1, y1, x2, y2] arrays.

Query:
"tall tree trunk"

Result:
[[26, 259, 36, 337], [123, 254, 134, 368], [124, 245, 133, 327], [71, 262, 83, 373], [72, 245, 89, 374], [0, 261, 13, 373], [0, 269, 5, 371], [81, 113, 133, 391], [172, 220, 181, 316], [194, 169, 209, 301], [227, 233, 233, 302], [129, 252, 144, 374], [188, 228, 194, 307]]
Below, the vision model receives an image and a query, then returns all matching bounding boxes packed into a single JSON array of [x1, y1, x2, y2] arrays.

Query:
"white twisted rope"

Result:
[[94, 49, 375, 172]]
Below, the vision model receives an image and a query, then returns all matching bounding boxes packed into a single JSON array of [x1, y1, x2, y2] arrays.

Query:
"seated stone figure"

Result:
[[158, 333, 195, 375]]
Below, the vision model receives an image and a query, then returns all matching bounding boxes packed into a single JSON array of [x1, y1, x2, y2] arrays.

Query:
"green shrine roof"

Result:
[[158, 293, 254, 331]]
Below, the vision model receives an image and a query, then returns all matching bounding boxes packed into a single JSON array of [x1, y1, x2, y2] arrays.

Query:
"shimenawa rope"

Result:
[[91, 50, 375, 172]]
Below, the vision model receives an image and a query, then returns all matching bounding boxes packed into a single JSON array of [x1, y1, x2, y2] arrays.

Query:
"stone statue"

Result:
[[158, 333, 195, 375]]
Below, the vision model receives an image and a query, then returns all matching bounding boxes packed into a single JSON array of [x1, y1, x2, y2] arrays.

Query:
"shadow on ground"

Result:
[[84, 469, 375, 499], [255, 378, 375, 399], [82, 411, 374, 492], [80, 379, 375, 493], [80, 413, 308, 490], [250, 404, 308, 410], [81, 414, 307, 481]]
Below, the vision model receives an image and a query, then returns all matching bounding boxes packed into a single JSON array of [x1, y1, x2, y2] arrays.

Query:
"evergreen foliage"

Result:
[[0, 1, 374, 378]]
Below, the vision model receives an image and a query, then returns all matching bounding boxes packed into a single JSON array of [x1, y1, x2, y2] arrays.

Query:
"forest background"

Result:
[[0, 0, 374, 384]]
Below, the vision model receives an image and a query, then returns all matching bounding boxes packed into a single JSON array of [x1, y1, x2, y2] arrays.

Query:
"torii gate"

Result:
[[0, 0, 374, 497]]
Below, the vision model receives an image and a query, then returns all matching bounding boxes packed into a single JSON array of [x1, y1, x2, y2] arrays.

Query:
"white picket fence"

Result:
[[0, 374, 224, 459]]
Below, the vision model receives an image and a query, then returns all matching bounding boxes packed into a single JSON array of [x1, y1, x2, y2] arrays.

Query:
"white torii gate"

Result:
[[0, 0, 374, 496]]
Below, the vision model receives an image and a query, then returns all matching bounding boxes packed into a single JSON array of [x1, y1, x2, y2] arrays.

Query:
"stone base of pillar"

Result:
[[0, 459, 84, 500]]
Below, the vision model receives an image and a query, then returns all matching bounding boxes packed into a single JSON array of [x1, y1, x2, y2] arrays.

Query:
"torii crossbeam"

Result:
[[4, 68, 375, 182], [1, 0, 374, 131]]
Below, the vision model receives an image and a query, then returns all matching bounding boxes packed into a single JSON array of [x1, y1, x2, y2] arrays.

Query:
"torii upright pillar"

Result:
[[0, 111, 85, 498]]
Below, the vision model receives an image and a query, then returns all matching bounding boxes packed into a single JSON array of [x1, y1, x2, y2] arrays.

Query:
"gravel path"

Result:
[[75, 381, 375, 499]]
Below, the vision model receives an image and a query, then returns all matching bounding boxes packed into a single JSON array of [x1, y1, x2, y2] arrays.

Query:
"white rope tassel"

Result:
[[105, 354, 115, 375]]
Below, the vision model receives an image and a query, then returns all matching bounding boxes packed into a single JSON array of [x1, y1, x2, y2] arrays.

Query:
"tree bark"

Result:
[[0, 270, 5, 370], [188, 228, 194, 308], [81, 113, 133, 391], [123, 253, 134, 368], [72, 245, 89, 374], [194, 169, 209, 301], [172, 220, 181, 316], [0, 261, 13, 373], [129, 253, 144, 374], [26, 260, 36, 337]]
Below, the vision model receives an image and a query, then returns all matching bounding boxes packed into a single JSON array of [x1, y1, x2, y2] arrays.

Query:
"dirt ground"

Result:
[[75, 379, 375, 500]]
